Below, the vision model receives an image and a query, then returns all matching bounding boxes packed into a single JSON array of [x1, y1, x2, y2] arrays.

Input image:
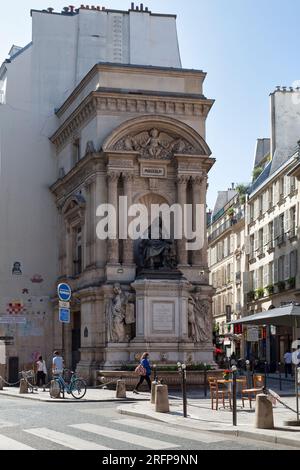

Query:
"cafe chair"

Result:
[[208, 377, 232, 410], [241, 374, 264, 409]]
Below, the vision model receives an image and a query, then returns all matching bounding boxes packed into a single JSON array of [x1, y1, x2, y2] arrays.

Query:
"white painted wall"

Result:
[[271, 90, 300, 159], [0, 7, 183, 366]]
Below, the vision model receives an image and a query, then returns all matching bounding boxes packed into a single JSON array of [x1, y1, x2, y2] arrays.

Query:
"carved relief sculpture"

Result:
[[188, 296, 212, 343], [107, 284, 127, 343], [113, 128, 198, 159]]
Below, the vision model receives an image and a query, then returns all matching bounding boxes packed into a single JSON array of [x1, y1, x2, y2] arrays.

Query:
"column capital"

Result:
[[191, 172, 207, 186], [122, 172, 135, 183], [84, 175, 96, 190], [177, 174, 190, 185], [107, 171, 121, 183]]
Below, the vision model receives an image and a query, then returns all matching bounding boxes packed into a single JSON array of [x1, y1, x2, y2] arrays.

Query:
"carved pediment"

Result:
[[113, 128, 200, 160]]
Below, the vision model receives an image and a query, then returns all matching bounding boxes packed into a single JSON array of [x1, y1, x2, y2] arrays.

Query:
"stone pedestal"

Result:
[[131, 277, 213, 364], [19, 379, 28, 394], [155, 384, 170, 413], [255, 394, 274, 429], [116, 379, 127, 398], [151, 380, 159, 404], [49, 380, 61, 399]]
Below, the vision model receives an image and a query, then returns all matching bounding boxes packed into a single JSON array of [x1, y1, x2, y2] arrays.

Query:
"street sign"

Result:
[[57, 283, 72, 302], [247, 326, 259, 342], [59, 308, 70, 323], [59, 301, 70, 309]]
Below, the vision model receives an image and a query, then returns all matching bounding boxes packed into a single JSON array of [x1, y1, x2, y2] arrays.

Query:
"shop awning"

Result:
[[231, 305, 300, 328]]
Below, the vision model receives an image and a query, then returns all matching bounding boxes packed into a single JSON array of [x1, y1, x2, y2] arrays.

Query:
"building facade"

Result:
[[208, 189, 246, 359], [0, 4, 215, 383]]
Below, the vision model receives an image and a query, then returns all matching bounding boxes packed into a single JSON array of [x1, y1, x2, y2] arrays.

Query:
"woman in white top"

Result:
[[36, 356, 47, 389]]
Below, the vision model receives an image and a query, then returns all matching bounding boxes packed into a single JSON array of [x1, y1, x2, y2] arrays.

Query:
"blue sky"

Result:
[[1, 0, 299, 209]]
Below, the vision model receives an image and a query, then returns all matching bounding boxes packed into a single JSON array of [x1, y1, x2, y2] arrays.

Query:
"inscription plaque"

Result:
[[152, 302, 174, 333]]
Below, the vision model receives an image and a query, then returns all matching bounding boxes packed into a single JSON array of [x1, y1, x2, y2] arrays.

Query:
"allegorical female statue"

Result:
[[188, 296, 212, 343], [107, 284, 136, 343]]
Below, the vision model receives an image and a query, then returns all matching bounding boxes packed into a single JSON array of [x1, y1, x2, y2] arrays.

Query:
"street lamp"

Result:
[[245, 359, 251, 388], [177, 362, 187, 418], [231, 365, 237, 426]]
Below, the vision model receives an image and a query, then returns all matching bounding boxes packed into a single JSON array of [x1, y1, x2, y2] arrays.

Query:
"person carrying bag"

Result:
[[133, 352, 151, 394]]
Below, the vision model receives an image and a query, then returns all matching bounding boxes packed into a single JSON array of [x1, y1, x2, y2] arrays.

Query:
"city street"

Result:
[[0, 395, 296, 451]]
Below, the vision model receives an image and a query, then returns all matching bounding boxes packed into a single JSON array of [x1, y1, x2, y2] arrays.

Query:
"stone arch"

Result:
[[102, 115, 212, 156], [61, 194, 86, 215]]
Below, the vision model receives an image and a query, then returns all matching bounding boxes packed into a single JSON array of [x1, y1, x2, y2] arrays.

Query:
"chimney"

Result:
[[69, 5, 75, 12], [140, 3, 144, 10], [131, 2, 134, 9], [145, 6, 149, 11], [101, 6, 105, 10], [47, 7, 54, 13], [96, 6, 100, 10], [62, 6, 69, 13], [232, 183, 235, 190]]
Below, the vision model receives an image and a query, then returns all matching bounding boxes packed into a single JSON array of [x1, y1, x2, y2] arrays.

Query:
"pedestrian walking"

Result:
[[284, 350, 293, 378], [36, 355, 47, 390], [133, 352, 152, 394], [52, 351, 64, 377]]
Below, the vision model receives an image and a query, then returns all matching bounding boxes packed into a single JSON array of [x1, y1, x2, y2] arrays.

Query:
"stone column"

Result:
[[122, 172, 135, 265], [107, 172, 120, 264], [177, 175, 189, 266], [84, 177, 95, 269], [191, 175, 202, 266]]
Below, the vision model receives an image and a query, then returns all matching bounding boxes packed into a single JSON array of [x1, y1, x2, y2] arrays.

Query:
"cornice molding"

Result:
[[51, 91, 214, 151]]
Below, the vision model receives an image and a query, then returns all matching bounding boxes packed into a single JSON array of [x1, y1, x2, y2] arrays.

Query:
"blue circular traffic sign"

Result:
[[57, 283, 72, 302]]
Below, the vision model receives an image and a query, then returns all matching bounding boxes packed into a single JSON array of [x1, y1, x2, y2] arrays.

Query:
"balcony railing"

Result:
[[208, 210, 244, 243]]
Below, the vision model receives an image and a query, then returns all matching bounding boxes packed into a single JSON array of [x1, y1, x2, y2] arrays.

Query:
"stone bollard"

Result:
[[155, 384, 170, 413], [0, 377, 3, 390], [151, 381, 158, 404], [255, 394, 274, 429], [19, 379, 28, 394], [49, 380, 61, 399], [116, 379, 126, 399]]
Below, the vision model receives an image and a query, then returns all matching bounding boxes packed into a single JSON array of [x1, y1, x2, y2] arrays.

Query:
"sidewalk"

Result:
[[0, 386, 149, 403], [117, 394, 300, 448]]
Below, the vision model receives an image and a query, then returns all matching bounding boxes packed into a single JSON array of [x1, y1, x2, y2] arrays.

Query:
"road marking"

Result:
[[0, 434, 35, 450], [25, 428, 111, 450], [114, 418, 226, 443], [70, 423, 180, 450]]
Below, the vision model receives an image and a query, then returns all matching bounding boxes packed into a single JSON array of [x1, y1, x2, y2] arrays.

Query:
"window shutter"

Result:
[[274, 181, 279, 204], [263, 226, 268, 247], [245, 235, 250, 255], [286, 176, 291, 196], [274, 216, 279, 241], [290, 250, 297, 278], [284, 255, 290, 281], [284, 210, 290, 234], [274, 258, 279, 283], [230, 263, 234, 282], [263, 265, 269, 287], [283, 176, 287, 197], [230, 234, 234, 253], [254, 231, 258, 253]]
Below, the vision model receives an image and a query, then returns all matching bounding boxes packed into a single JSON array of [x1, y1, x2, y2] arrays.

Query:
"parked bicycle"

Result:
[[53, 370, 87, 399]]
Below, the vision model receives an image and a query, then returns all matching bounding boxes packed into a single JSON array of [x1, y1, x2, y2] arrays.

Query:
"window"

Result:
[[258, 228, 264, 254], [268, 221, 274, 249], [290, 251, 298, 278], [268, 186, 273, 209], [73, 227, 82, 275], [268, 261, 274, 285], [290, 177, 296, 193], [289, 206, 297, 238], [278, 256, 284, 281], [259, 195, 263, 216], [72, 139, 80, 166], [279, 178, 284, 198], [250, 234, 255, 259]]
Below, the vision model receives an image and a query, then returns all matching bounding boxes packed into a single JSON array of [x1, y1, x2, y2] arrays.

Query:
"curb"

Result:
[[0, 390, 149, 404], [117, 405, 300, 449]]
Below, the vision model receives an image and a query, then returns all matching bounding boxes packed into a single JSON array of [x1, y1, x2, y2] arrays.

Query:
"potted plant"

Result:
[[227, 208, 235, 218], [276, 281, 286, 292], [247, 290, 255, 302], [255, 288, 265, 299], [223, 370, 231, 381], [266, 284, 274, 295], [287, 277, 296, 289]]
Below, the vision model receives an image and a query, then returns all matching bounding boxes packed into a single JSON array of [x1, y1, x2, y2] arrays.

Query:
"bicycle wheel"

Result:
[[70, 378, 87, 399]]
